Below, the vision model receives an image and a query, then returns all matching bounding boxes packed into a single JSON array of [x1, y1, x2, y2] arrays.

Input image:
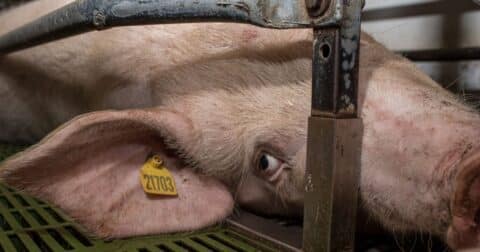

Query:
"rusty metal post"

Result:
[[303, 1, 363, 251], [305, 0, 330, 17]]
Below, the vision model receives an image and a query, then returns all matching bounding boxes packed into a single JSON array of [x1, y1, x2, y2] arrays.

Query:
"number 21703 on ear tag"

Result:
[[140, 155, 178, 196]]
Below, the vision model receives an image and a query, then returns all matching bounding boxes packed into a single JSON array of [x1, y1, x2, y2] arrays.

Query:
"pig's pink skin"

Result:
[[2, 0, 480, 248]]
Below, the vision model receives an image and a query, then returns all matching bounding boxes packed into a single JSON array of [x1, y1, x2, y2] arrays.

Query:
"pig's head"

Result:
[[0, 64, 311, 238], [172, 81, 311, 218]]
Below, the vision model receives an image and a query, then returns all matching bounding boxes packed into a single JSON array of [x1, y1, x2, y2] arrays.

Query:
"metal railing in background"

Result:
[[400, 47, 480, 62], [0, 0, 364, 251], [362, 0, 480, 109], [361, 1, 480, 61]]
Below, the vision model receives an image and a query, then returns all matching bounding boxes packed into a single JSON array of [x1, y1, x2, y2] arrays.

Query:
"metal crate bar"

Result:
[[0, 0, 345, 54], [303, 1, 362, 251]]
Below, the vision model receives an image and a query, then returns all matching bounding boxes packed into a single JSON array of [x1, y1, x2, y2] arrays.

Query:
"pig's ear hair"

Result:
[[448, 149, 480, 249], [0, 109, 233, 238]]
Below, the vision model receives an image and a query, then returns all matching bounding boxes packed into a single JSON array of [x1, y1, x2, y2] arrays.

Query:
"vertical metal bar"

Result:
[[303, 1, 363, 251], [303, 118, 362, 252], [310, 28, 339, 116], [336, 1, 361, 118]]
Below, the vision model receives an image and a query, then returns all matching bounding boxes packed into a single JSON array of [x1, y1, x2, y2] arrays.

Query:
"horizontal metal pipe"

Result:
[[0, 0, 339, 54], [0, 0, 93, 54], [398, 47, 480, 62], [0, 0, 251, 54]]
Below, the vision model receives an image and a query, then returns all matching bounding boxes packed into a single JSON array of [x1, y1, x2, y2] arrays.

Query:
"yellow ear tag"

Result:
[[140, 155, 178, 196]]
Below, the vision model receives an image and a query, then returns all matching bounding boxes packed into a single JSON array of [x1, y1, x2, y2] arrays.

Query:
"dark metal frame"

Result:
[[399, 47, 480, 62], [0, 1, 363, 251], [0, 0, 344, 53]]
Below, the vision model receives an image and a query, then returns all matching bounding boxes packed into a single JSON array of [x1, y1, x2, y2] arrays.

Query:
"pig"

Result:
[[1, 0, 480, 250]]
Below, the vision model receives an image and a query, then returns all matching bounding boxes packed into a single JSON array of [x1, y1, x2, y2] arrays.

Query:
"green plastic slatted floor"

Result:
[[0, 143, 276, 252]]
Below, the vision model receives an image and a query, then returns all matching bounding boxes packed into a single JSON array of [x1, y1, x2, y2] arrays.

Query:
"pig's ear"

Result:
[[0, 109, 233, 238], [448, 149, 480, 249]]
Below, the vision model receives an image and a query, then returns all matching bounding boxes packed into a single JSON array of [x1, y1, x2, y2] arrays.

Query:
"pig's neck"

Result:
[[359, 57, 480, 236]]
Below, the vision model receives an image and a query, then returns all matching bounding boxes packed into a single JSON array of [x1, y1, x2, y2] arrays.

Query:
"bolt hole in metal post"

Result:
[[320, 43, 331, 60]]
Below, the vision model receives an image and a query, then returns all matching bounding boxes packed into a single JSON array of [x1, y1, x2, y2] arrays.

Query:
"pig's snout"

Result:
[[447, 148, 480, 249]]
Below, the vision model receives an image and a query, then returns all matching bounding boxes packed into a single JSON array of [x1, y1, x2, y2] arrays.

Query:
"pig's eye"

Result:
[[257, 153, 282, 174]]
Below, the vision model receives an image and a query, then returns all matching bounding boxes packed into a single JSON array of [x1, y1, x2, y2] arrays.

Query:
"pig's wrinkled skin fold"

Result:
[[1, 0, 480, 249]]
